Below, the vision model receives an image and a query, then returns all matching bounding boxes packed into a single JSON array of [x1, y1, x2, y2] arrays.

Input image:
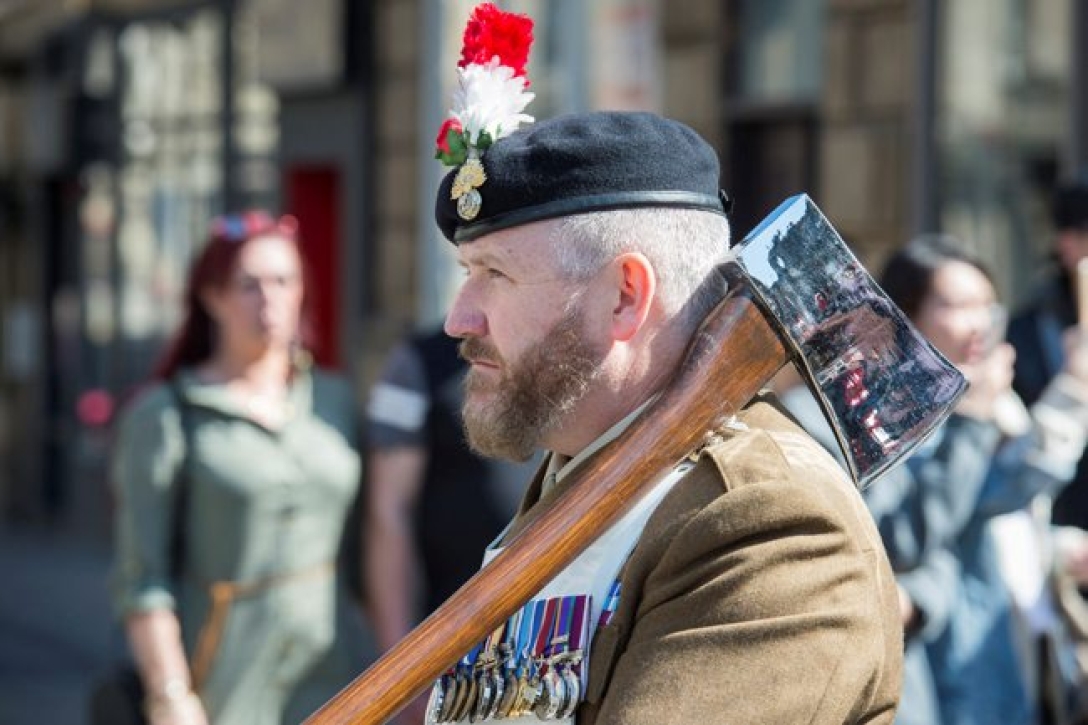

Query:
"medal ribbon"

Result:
[[480, 622, 506, 668], [501, 607, 521, 671], [527, 597, 558, 690], [461, 641, 483, 668], [569, 595, 587, 661], [549, 596, 575, 660], [533, 598, 559, 663], [597, 579, 622, 630], [568, 594, 590, 698], [518, 599, 544, 675]]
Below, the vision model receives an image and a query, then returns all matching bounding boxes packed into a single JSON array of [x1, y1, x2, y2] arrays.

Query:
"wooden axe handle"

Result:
[[304, 286, 787, 725]]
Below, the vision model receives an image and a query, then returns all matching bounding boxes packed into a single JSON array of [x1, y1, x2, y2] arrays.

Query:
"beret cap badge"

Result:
[[451, 152, 487, 221], [434, 3, 535, 223]]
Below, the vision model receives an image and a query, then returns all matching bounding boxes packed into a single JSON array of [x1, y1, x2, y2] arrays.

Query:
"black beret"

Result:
[[1054, 177, 1088, 231], [435, 111, 727, 244]]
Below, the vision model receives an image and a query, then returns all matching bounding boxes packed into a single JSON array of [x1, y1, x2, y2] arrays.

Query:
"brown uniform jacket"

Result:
[[508, 393, 903, 725]]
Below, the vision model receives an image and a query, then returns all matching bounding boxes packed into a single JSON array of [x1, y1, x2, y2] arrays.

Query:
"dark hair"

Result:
[[151, 210, 313, 380], [878, 233, 994, 319], [1053, 177, 1088, 232]]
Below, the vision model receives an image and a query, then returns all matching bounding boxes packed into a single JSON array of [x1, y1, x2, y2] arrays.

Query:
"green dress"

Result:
[[111, 367, 373, 725]]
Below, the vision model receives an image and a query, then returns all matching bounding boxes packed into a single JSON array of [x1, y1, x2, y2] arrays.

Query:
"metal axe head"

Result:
[[725, 194, 967, 488]]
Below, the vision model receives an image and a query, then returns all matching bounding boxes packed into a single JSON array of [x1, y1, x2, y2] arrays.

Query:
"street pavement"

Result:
[[0, 521, 121, 725]]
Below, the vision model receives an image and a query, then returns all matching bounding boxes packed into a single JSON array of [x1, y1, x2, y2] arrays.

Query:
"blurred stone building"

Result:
[[0, 0, 1085, 527]]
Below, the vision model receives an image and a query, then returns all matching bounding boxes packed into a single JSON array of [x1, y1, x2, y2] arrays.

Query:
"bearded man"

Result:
[[424, 110, 903, 725]]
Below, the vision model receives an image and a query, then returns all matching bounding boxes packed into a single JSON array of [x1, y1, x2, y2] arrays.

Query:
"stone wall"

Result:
[[820, 0, 916, 270], [660, 0, 724, 150], [363, 0, 424, 383], [658, 0, 915, 270]]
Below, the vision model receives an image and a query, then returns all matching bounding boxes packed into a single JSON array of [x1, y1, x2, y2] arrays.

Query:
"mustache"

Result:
[[459, 337, 502, 366]]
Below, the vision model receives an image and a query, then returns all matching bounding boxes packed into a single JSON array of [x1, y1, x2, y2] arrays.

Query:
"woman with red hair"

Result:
[[109, 211, 372, 725]]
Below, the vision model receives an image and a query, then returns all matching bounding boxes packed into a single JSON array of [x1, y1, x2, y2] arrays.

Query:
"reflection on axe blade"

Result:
[[728, 193, 966, 487]]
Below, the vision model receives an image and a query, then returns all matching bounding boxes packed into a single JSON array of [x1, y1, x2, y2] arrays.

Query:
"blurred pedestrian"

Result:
[[109, 210, 373, 725], [364, 326, 533, 724], [874, 235, 1088, 725], [1007, 178, 1088, 723], [1009, 177, 1088, 531]]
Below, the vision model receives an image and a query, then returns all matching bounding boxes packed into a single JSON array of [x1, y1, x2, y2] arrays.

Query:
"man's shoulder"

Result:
[[381, 329, 463, 393], [702, 394, 852, 493], [647, 394, 876, 548], [601, 397, 900, 725]]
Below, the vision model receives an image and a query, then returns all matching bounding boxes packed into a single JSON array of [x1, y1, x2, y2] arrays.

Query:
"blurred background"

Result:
[[0, 0, 1085, 722]]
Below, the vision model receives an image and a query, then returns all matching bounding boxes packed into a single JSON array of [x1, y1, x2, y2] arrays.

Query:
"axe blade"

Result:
[[727, 194, 967, 488]]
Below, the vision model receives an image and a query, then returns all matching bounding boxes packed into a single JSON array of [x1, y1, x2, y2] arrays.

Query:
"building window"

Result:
[[735, 0, 824, 103], [724, 0, 825, 239], [937, 0, 1072, 306]]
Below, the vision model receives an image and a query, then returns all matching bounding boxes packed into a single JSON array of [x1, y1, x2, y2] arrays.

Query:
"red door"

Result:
[[283, 165, 341, 368]]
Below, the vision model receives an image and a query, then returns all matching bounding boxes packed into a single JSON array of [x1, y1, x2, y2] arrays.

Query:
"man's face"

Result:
[[459, 305, 603, 460], [444, 222, 608, 460]]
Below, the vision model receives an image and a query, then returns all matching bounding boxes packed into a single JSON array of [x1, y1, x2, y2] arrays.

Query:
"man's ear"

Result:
[[610, 252, 656, 342]]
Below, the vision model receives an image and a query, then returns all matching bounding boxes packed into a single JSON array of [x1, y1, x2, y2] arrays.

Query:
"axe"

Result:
[[305, 194, 966, 725]]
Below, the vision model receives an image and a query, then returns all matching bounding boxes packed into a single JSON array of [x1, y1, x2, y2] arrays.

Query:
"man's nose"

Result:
[[444, 288, 487, 339]]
